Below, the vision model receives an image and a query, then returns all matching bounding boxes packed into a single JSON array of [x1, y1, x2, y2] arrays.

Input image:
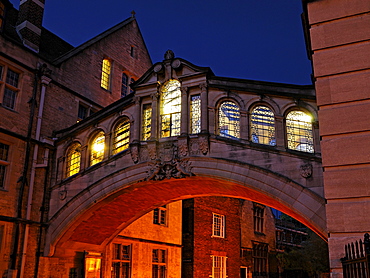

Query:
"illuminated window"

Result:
[[252, 242, 268, 278], [153, 205, 167, 226], [85, 256, 101, 278], [190, 95, 201, 134], [211, 255, 227, 278], [142, 104, 152, 141], [112, 243, 131, 278], [286, 110, 314, 153], [90, 131, 105, 166], [212, 213, 225, 238], [250, 106, 276, 146], [112, 119, 130, 155], [152, 249, 166, 278], [0, 142, 9, 189], [65, 143, 81, 178], [0, 67, 20, 110], [253, 204, 265, 234], [101, 58, 111, 90], [218, 101, 240, 139], [160, 79, 181, 138]]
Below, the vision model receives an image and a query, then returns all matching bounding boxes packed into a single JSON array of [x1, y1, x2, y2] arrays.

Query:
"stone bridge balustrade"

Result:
[[47, 54, 324, 257]]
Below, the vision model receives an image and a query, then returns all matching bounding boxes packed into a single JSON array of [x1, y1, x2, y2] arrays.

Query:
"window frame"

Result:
[[152, 248, 167, 278], [160, 79, 181, 138], [90, 131, 105, 167], [212, 213, 225, 238], [142, 103, 152, 141], [153, 205, 167, 226], [218, 100, 241, 140], [111, 243, 131, 278], [101, 58, 112, 91], [112, 118, 130, 155], [211, 255, 227, 278], [0, 64, 21, 111], [65, 142, 81, 178], [190, 94, 201, 134], [0, 142, 10, 190], [285, 109, 314, 153], [250, 105, 276, 146], [253, 204, 265, 234], [252, 242, 268, 278]]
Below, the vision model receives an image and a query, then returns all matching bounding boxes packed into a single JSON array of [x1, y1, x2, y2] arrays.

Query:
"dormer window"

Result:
[[160, 79, 181, 138]]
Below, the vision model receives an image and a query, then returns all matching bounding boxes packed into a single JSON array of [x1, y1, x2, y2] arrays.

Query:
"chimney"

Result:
[[16, 0, 45, 52]]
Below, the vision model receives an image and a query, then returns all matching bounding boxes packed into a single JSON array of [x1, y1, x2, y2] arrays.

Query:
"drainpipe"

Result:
[[18, 68, 51, 278]]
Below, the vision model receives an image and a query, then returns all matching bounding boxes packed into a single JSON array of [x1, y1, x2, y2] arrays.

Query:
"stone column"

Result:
[[180, 86, 188, 136], [132, 96, 141, 143], [150, 90, 159, 140], [200, 82, 208, 134], [240, 111, 248, 140], [275, 115, 285, 150]]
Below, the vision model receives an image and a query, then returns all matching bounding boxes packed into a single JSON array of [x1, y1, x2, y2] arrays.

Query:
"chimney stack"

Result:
[[16, 0, 45, 52]]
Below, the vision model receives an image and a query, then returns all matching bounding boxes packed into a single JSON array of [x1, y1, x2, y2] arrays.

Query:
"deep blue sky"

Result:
[[10, 0, 312, 85]]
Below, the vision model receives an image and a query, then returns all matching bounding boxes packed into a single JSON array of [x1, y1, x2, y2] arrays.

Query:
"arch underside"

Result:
[[47, 157, 326, 256]]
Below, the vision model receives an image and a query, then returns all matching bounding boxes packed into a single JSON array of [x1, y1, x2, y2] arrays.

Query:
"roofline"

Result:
[[52, 16, 136, 65]]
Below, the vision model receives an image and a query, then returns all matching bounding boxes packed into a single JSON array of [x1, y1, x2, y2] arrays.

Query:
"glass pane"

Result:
[[190, 95, 201, 134], [219, 101, 240, 139], [286, 111, 314, 153], [6, 69, 19, 87], [160, 79, 181, 138], [66, 143, 81, 177], [0, 143, 9, 161], [113, 120, 130, 155], [250, 106, 275, 146], [3, 87, 16, 109], [101, 59, 111, 90], [85, 257, 101, 278], [90, 132, 105, 166], [142, 104, 152, 141], [0, 165, 6, 188]]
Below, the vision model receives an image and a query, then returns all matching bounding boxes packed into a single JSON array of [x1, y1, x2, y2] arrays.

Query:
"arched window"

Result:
[[101, 58, 111, 90], [90, 131, 105, 166], [218, 101, 240, 139], [65, 143, 81, 178], [250, 106, 276, 146], [286, 110, 314, 153], [160, 79, 181, 138], [112, 119, 130, 155]]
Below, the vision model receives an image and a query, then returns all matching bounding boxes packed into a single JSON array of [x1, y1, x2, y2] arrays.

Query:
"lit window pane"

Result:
[[101, 59, 111, 90], [142, 104, 152, 141], [250, 106, 276, 146], [286, 110, 314, 153], [66, 143, 81, 177], [160, 79, 181, 138], [190, 95, 201, 134], [113, 119, 130, 155], [90, 132, 105, 166], [218, 101, 240, 139]]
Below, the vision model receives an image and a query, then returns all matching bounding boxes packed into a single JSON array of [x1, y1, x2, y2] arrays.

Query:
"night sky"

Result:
[[10, 0, 312, 85]]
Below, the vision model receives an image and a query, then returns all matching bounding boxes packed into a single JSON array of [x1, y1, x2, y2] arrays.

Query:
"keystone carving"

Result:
[[146, 159, 193, 181], [300, 163, 313, 178]]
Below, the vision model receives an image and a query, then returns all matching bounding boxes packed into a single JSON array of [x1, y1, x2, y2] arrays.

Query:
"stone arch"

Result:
[[45, 157, 326, 257]]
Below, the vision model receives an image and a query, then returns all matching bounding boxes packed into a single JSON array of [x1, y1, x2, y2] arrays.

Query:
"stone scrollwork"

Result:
[[198, 136, 209, 155], [300, 163, 313, 178], [146, 158, 193, 181], [148, 143, 157, 160], [130, 144, 139, 163], [178, 140, 188, 157]]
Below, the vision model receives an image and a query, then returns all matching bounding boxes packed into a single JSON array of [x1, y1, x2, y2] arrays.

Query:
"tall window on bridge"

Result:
[[65, 143, 81, 178], [250, 106, 276, 146], [160, 79, 181, 138], [286, 110, 314, 153], [101, 58, 111, 90], [152, 249, 166, 278], [142, 103, 152, 141], [190, 94, 201, 134], [112, 118, 130, 155], [90, 131, 105, 166], [218, 101, 240, 139], [112, 243, 131, 278]]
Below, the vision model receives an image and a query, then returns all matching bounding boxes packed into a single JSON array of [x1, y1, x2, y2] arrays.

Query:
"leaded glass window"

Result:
[[250, 106, 276, 146], [190, 95, 201, 134], [218, 101, 240, 139], [286, 110, 314, 153], [121, 73, 128, 97], [90, 131, 105, 166], [101, 58, 111, 90], [160, 79, 181, 137], [112, 243, 131, 278], [252, 242, 268, 278], [66, 143, 81, 178], [142, 104, 152, 141], [112, 119, 130, 155], [212, 213, 225, 238]]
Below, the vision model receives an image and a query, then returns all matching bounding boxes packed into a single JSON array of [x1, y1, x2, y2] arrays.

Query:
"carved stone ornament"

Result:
[[59, 189, 67, 200], [190, 140, 200, 155], [154, 63, 163, 73], [198, 136, 209, 155], [171, 59, 181, 69], [164, 49, 175, 60], [159, 142, 175, 162], [148, 143, 157, 160], [178, 140, 188, 157], [146, 159, 193, 181], [300, 163, 313, 178], [131, 144, 139, 163]]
